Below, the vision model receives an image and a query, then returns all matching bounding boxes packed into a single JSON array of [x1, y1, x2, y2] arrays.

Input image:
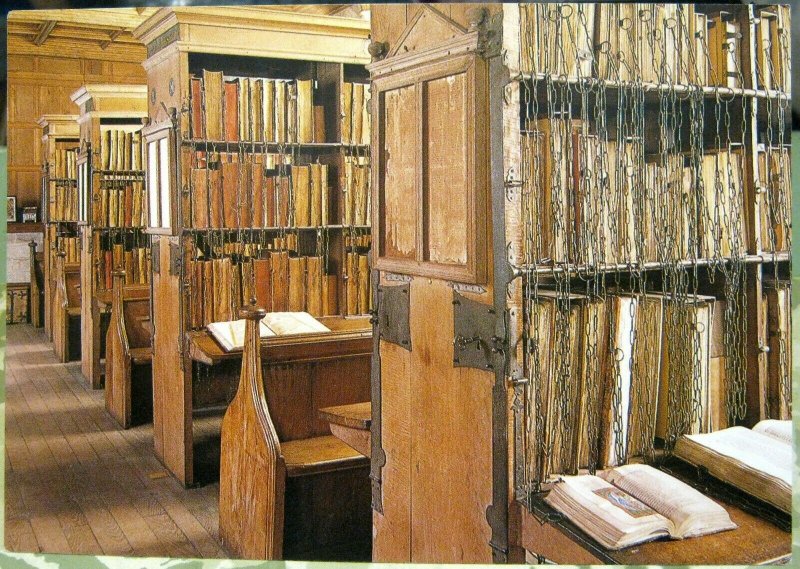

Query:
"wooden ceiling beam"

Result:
[[33, 20, 57, 46]]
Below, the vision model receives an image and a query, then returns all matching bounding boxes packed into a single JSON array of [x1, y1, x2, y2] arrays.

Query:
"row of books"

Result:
[[758, 146, 791, 252], [754, 5, 790, 92], [57, 236, 80, 264], [520, 4, 789, 90], [342, 156, 370, 226], [186, 253, 370, 328], [100, 129, 143, 172], [97, 245, 151, 290], [95, 182, 147, 228], [52, 148, 77, 180], [547, 420, 790, 551], [523, 118, 774, 266], [341, 81, 371, 146], [527, 290, 729, 482], [48, 183, 79, 222], [189, 153, 371, 229], [192, 72, 320, 143]]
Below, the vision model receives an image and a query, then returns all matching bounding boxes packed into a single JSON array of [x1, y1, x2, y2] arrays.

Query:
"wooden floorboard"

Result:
[[4, 324, 226, 559]]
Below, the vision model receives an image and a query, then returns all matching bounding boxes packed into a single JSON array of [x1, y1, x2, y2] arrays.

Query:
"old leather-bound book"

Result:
[[346, 252, 358, 315], [357, 254, 369, 314], [240, 260, 254, 308], [361, 83, 371, 146], [203, 70, 224, 141], [287, 81, 297, 143], [192, 167, 210, 229], [310, 163, 324, 226], [124, 251, 134, 285], [190, 75, 204, 139], [116, 130, 126, 172], [276, 175, 291, 227], [132, 132, 142, 171], [101, 129, 111, 169], [203, 260, 214, 326], [270, 250, 289, 311], [131, 182, 141, 227], [237, 77, 250, 141], [314, 105, 326, 142], [263, 79, 275, 142], [208, 155, 224, 229], [251, 78, 264, 143], [288, 256, 306, 311], [251, 157, 264, 228], [292, 165, 311, 227], [322, 274, 338, 316], [187, 259, 201, 328], [124, 132, 133, 171], [341, 82, 353, 144], [253, 257, 272, 311], [137, 247, 147, 285], [223, 78, 239, 142], [275, 80, 287, 144], [213, 258, 232, 322], [305, 255, 323, 316], [124, 184, 133, 227], [264, 174, 276, 227], [109, 189, 119, 228], [100, 189, 109, 227], [352, 83, 364, 145], [221, 155, 240, 229], [297, 79, 314, 143]]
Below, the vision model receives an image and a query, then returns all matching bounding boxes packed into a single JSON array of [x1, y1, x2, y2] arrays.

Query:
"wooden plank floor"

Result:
[[5, 324, 228, 558]]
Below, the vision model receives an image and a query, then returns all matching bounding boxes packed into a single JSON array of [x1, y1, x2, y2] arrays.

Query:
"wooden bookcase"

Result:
[[71, 84, 148, 389], [368, 3, 790, 564], [37, 114, 80, 346], [133, 7, 372, 486]]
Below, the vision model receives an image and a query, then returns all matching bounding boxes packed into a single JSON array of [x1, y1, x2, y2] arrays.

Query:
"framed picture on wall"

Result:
[[6, 196, 17, 222]]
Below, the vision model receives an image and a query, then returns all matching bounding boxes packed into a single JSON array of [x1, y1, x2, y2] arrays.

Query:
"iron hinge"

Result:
[[169, 241, 182, 276], [452, 290, 505, 370], [151, 239, 161, 275]]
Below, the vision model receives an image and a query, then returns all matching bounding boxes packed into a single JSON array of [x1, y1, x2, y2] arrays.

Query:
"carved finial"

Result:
[[467, 7, 488, 31], [239, 298, 267, 321], [368, 40, 388, 61]]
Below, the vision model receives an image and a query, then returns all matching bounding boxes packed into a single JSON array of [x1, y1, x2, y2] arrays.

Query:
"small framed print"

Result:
[[6, 196, 17, 222]]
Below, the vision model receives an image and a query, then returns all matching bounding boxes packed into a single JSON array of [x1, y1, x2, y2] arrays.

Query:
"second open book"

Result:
[[207, 312, 331, 351]]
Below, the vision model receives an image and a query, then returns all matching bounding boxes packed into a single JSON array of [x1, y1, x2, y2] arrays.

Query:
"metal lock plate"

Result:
[[453, 290, 503, 370], [151, 239, 161, 274], [377, 283, 411, 350]]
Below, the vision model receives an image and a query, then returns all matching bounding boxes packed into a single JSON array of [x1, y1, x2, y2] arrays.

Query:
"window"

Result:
[[143, 122, 174, 233], [77, 155, 89, 224]]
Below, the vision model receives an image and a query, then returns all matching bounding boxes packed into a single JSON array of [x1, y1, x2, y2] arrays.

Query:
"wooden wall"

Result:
[[6, 23, 147, 210]]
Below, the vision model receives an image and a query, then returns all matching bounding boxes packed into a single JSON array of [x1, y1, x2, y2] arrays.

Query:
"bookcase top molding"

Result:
[[134, 7, 370, 67], [70, 84, 148, 119], [37, 114, 80, 139]]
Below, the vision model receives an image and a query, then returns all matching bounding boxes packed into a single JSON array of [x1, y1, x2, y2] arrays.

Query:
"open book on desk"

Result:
[[544, 464, 736, 551], [674, 421, 792, 514], [207, 311, 331, 352]]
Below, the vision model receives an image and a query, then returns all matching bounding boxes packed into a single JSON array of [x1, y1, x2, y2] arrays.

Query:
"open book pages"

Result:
[[544, 475, 672, 550], [207, 312, 330, 351], [674, 426, 791, 513], [600, 464, 737, 538], [753, 419, 792, 445]]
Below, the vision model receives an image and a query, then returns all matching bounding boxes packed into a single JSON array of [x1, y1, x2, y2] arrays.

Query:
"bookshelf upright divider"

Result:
[[37, 114, 80, 357], [134, 7, 372, 487], [70, 84, 149, 389]]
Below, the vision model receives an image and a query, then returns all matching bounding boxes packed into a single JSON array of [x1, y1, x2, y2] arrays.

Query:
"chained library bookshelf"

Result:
[[133, 7, 374, 502], [71, 84, 149, 389], [38, 114, 81, 361], [365, 3, 791, 564]]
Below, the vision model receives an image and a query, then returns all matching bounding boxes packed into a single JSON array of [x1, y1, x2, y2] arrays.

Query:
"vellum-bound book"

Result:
[[674, 422, 792, 513], [545, 464, 736, 551], [208, 311, 331, 352]]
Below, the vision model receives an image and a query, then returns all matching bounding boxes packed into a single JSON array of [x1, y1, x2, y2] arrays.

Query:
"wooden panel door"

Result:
[[371, 33, 495, 563]]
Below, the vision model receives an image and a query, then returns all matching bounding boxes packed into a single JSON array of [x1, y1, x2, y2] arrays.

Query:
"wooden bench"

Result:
[[29, 241, 44, 328], [218, 304, 372, 561], [52, 251, 81, 362], [105, 270, 152, 429]]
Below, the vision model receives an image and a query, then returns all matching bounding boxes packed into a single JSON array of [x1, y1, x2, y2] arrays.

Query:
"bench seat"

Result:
[[282, 435, 368, 477], [129, 347, 153, 365]]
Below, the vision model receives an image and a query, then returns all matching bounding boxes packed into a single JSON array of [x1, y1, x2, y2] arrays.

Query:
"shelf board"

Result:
[[96, 169, 146, 176], [520, 252, 790, 276], [182, 224, 371, 233], [518, 73, 791, 102], [182, 139, 369, 152]]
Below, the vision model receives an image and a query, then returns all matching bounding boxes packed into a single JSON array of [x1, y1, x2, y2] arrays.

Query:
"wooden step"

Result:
[[282, 435, 368, 477]]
